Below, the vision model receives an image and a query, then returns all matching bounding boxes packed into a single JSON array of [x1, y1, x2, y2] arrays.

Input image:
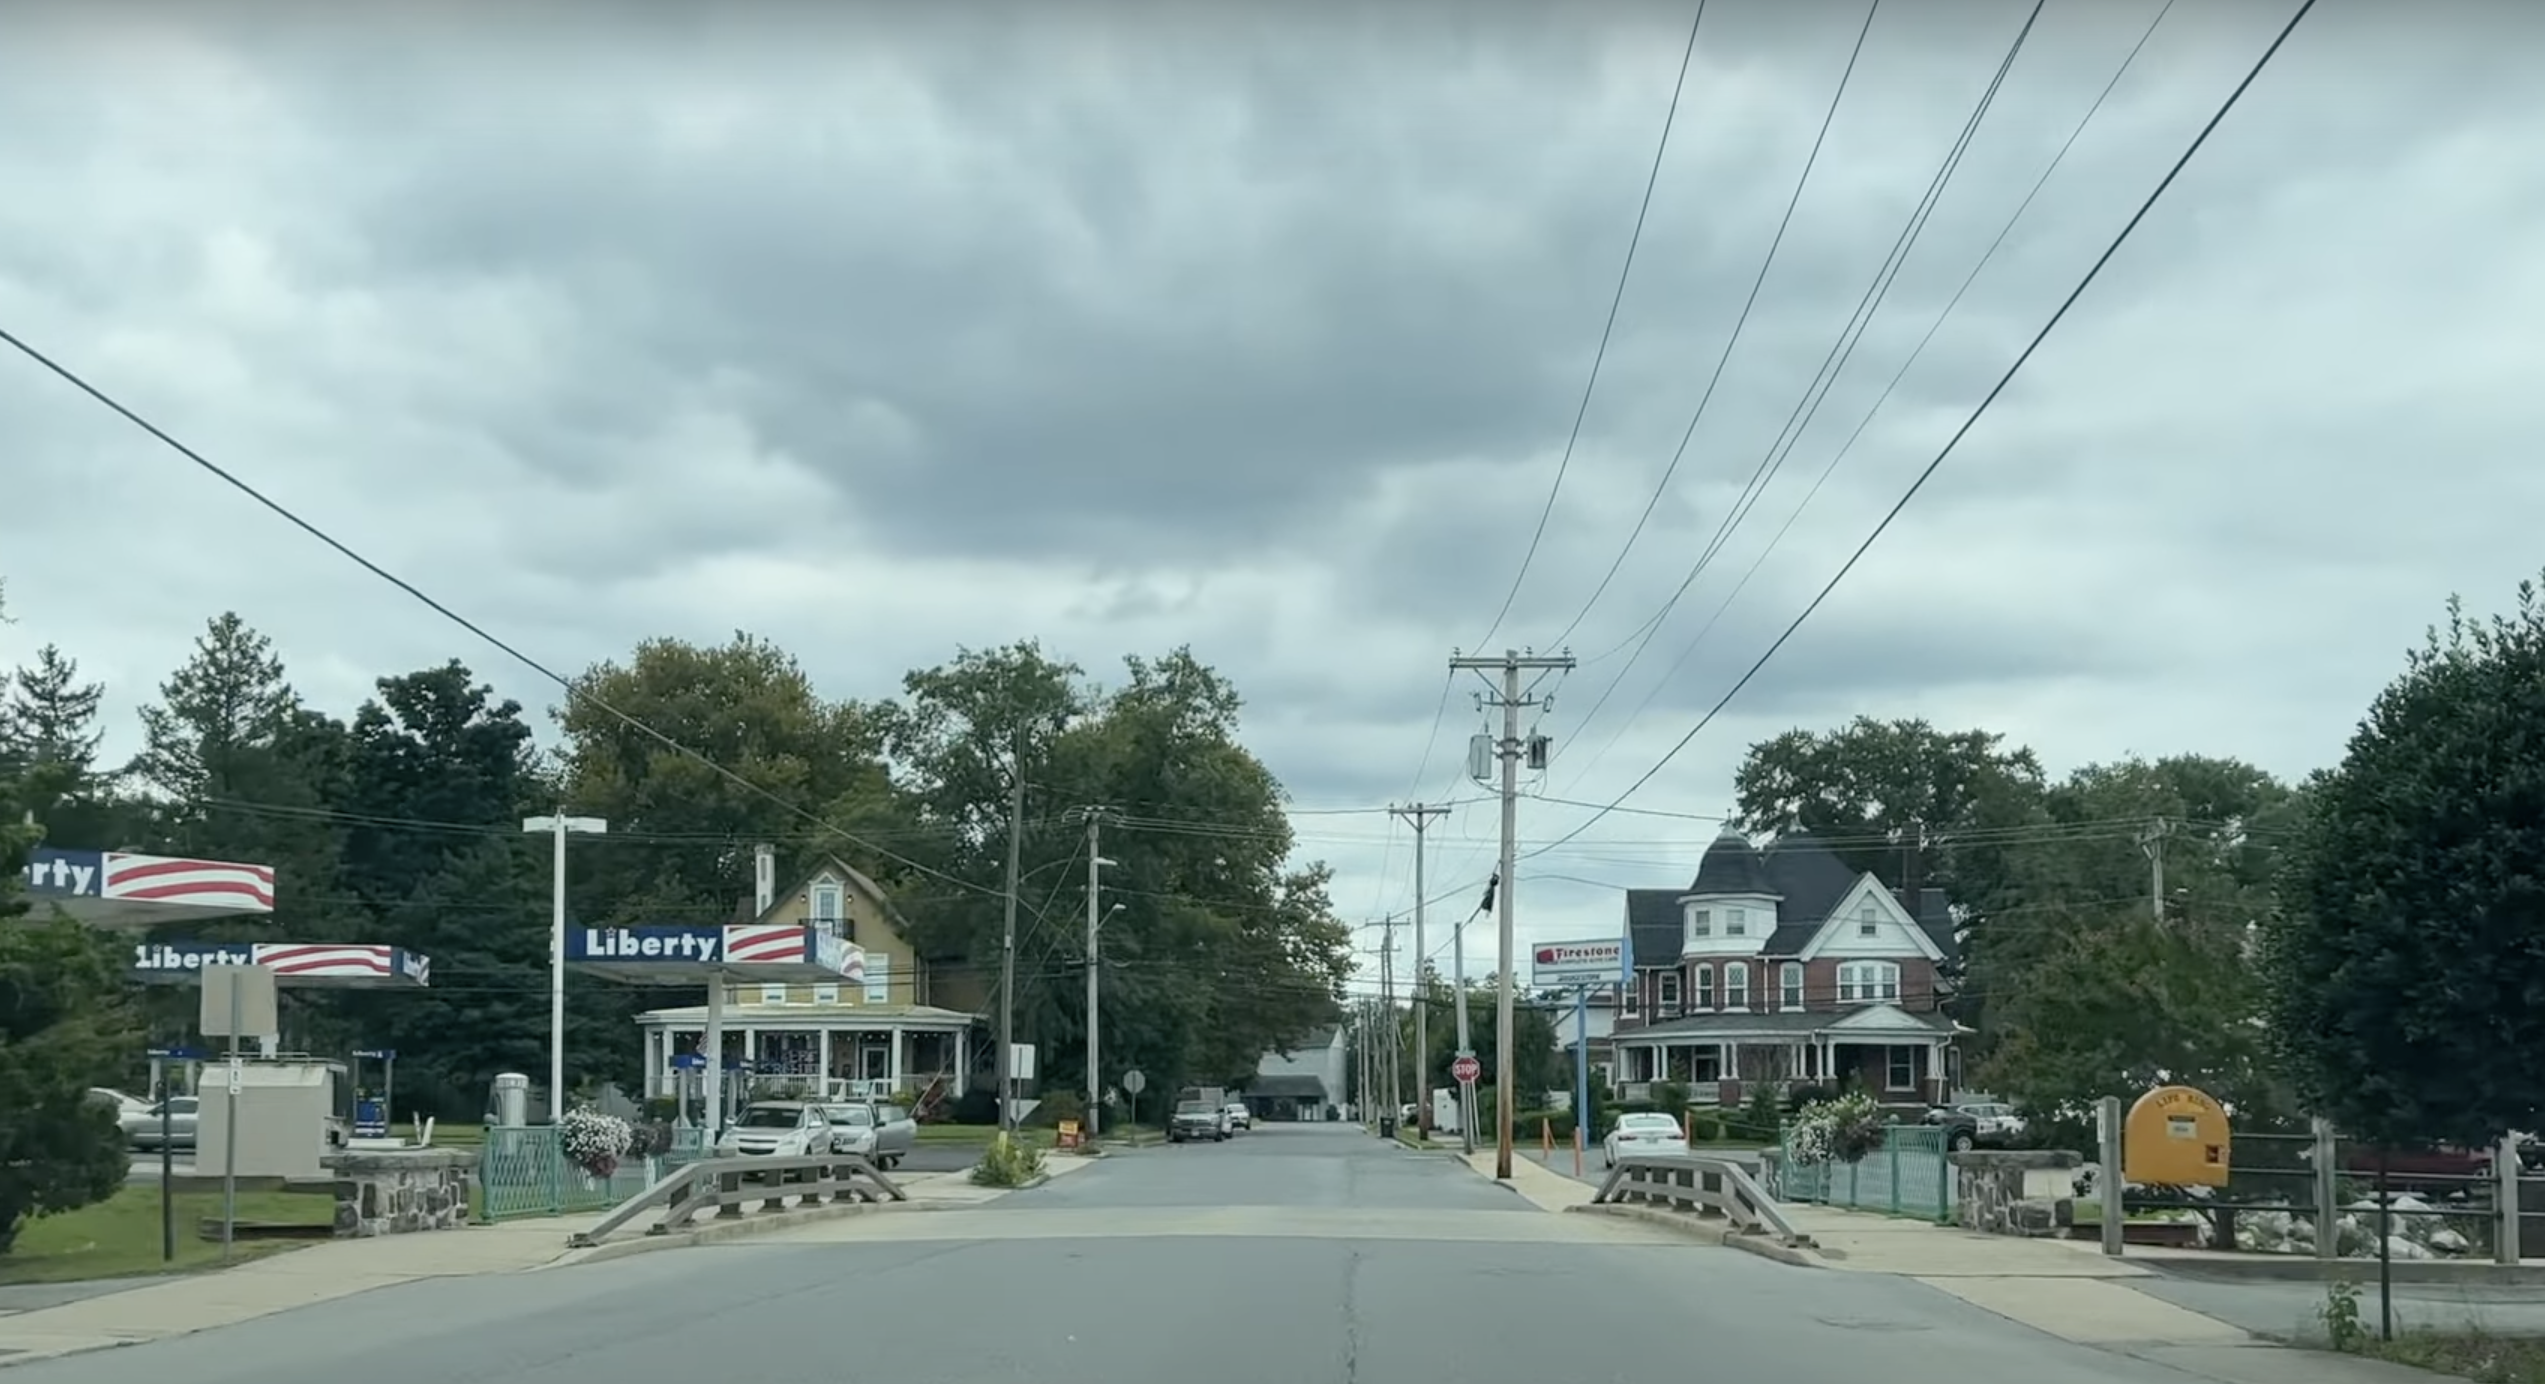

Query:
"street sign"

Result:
[[225, 1056, 244, 1095], [1122, 1069, 1147, 1095], [1530, 938, 1624, 987], [1451, 1053, 1481, 1086]]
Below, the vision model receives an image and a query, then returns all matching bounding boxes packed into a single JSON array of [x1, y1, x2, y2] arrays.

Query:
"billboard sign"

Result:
[[1531, 938, 1624, 987]]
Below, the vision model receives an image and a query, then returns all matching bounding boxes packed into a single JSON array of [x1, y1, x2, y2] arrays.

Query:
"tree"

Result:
[[4, 644, 126, 849], [1732, 716, 2048, 899], [332, 663, 549, 1117], [0, 762, 137, 1253], [2262, 578, 2545, 1149]]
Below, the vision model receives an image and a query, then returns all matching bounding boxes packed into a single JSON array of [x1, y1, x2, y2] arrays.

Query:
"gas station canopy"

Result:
[[130, 939, 432, 990], [20, 846, 276, 929], [565, 922, 863, 984]]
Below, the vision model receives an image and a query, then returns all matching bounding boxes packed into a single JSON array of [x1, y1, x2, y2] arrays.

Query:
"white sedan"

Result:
[[1602, 1112, 1689, 1168]]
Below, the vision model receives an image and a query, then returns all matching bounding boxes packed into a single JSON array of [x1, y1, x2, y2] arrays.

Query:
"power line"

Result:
[[1475, 0, 1709, 648], [1546, 0, 1883, 651], [1524, 0, 2320, 859], [0, 323, 1007, 902], [1556, 0, 2044, 765]]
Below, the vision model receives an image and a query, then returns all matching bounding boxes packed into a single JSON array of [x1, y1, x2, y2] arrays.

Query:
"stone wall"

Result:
[[327, 1148, 477, 1237], [1951, 1149, 2081, 1237]]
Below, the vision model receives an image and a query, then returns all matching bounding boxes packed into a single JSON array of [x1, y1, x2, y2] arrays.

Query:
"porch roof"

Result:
[[1615, 1006, 1953, 1044], [635, 1000, 974, 1032]]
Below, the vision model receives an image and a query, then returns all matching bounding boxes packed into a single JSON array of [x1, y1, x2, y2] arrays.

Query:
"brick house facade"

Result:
[[1611, 826, 1962, 1107]]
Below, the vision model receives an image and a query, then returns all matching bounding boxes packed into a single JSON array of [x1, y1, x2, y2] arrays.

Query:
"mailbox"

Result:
[[2123, 1084, 2231, 1188]]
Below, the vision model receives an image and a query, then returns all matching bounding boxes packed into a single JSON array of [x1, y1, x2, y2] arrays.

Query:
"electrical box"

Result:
[[1526, 735, 1550, 770], [1468, 734, 1494, 781]]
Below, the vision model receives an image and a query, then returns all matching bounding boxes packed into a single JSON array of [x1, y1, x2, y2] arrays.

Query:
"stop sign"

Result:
[[1451, 1054, 1481, 1085]]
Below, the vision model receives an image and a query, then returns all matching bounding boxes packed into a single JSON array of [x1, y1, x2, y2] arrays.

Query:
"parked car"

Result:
[[1921, 1107, 1982, 1153], [1602, 1112, 1689, 1169], [124, 1095, 199, 1150], [1223, 1102, 1252, 1132], [716, 1101, 834, 1158], [1170, 1099, 1228, 1143], [821, 1100, 917, 1167]]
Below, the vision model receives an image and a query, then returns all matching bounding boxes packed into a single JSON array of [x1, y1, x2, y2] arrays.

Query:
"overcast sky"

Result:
[[4, 0, 2538, 986]]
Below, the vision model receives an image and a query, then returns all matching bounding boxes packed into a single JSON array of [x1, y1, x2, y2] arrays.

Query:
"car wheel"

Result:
[[1948, 1130, 1975, 1153]]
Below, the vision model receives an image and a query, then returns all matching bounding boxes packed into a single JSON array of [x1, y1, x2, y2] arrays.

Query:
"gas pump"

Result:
[[352, 1048, 395, 1139]]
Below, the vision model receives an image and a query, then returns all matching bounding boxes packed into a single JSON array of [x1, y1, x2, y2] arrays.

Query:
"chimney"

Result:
[[753, 843, 776, 917]]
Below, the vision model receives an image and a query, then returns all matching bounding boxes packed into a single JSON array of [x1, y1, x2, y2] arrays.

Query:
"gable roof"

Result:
[[1621, 829, 1957, 965], [737, 854, 914, 934]]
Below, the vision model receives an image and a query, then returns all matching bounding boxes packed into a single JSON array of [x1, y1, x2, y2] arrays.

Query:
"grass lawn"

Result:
[[915, 1124, 1053, 1148], [428, 1122, 485, 1148], [2349, 1329, 2545, 1383], [0, 1185, 335, 1286]]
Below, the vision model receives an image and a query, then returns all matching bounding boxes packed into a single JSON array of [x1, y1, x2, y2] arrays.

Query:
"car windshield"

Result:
[[736, 1107, 803, 1129], [1620, 1114, 1678, 1131], [831, 1107, 874, 1125]]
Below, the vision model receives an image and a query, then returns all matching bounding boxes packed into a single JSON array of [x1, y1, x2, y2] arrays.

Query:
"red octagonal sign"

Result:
[[1450, 1054, 1481, 1085]]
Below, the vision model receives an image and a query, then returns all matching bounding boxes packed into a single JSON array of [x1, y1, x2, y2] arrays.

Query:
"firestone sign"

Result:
[[1530, 938, 1625, 987]]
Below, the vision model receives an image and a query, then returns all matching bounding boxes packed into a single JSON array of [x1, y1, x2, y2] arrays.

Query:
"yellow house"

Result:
[[635, 853, 976, 1110]]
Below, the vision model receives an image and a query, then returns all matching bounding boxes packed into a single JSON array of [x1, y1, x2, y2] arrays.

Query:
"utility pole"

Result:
[[1449, 647, 1574, 1179], [1378, 914, 1398, 1133], [999, 735, 1025, 1135], [2139, 816, 2170, 922], [1081, 806, 1118, 1139], [1391, 802, 1450, 1138], [1452, 901, 1476, 1154]]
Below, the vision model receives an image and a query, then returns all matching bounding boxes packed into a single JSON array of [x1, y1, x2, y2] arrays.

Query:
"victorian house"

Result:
[[1612, 826, 1963, 1107]]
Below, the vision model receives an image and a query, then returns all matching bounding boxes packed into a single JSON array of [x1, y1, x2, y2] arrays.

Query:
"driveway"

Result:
[[13, 1123, 2229, 1384]]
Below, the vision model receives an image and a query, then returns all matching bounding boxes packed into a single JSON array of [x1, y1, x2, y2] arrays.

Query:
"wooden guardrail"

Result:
[[1593, 1153, 1810, 1246], [567, 1151, 904, 1247]]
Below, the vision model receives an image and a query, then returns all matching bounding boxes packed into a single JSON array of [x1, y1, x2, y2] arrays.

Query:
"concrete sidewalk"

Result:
[[0, 1163, 1064, 1369]]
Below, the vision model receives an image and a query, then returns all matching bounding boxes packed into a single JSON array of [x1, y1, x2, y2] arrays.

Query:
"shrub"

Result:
[[970, 1132, 1046, 1188]]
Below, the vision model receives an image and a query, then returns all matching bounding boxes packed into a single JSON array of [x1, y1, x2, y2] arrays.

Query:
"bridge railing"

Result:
[[567, 1151, 905, 1247], [1593, 1153, 1810, 1246]]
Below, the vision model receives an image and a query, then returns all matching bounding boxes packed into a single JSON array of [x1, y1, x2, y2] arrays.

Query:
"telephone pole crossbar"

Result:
[[1448, 648, 1574, 1180]]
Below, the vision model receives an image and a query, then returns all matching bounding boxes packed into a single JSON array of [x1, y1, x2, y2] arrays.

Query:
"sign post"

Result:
[[1122, 1068, 1147, 1129], [1574, 984, 1591, 1178], [200, 964, 276, 1262]]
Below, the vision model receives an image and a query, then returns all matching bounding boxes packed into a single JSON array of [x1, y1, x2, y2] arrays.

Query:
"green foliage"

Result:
[[1785, 1091, 1886, 1165], [2262, 578, 2545, 1149], [969, 1132, 1045, 1187], [0, 792, 139, 1253]]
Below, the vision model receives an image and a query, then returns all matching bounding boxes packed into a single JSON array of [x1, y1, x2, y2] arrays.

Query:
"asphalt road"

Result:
[[33, 1124, 2208, 1384]]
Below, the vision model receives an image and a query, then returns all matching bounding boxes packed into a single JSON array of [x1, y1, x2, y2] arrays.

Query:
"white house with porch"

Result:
[[635, 852, 975, 1112]]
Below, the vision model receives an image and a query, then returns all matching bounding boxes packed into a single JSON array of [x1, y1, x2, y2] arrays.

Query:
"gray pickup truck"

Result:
[[1170, 1098, 1228, 1143]]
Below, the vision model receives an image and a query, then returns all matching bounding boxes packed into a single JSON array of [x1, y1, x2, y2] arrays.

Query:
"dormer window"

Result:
[[1693, 964, 1715, 1010], [1690, 908, 1711, 937], [1723, 962, 1750, 1009], [812, 881, 844, 925], [1726, 907, 1746, 937], [1857, 902, 1879, 938]]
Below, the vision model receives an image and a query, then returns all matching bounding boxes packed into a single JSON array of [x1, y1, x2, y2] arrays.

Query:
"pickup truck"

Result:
[[1170, 1099, 1229, 1143]]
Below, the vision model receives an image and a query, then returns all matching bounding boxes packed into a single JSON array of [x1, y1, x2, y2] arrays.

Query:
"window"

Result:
[[814, 984, 839, 1005], [1858, 902, 1879, 938], [1624, 976, 1642, 1016], [865, 955, 891, 1005], [1838, 961, 1900, 1003], [759, 984, 788, 1005], [811, 881, 844, 924], [1722, 962, 1749, 1010], [1689, 908, 1711, 938], [1780, 961, 1805, 1010], [1693, 964, 1715, 1010], [1887, 1046, 1917, 1091], [1657, 971, 1682, 1016], [1726, 907, 1746, 937]]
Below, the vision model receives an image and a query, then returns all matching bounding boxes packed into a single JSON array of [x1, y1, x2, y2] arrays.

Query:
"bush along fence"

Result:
[[1758, 1092, 1955, 1224], [477, 1117, 710, 1223]]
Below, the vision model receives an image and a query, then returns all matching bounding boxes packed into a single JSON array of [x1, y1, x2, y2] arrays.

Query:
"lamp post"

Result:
[[524, 812, 607, 1123]]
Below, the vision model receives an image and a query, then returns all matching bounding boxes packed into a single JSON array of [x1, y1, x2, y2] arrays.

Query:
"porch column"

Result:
[[889, 1026, 906, 1092], [818, 1029, 833, 1096], [953, 1037, 969, 1096], [1930, 1038, 1948, 1100]]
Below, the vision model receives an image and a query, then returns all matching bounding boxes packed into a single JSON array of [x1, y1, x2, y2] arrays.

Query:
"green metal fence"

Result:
[[477, 1126, 689, 1222], [1771, 1124, 1956, 1223]]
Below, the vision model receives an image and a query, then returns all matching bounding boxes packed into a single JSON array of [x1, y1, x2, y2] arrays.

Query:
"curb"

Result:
[[1567, 1203, 1824, 1268], [552, 1193, 907, 1267]]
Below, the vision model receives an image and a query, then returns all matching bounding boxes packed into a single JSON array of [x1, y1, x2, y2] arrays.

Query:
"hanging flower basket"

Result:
[[559, 1107, 635, 1181]]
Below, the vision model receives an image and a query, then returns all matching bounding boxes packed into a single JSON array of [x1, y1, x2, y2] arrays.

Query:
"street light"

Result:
[[525, 812, 607, 1123]]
